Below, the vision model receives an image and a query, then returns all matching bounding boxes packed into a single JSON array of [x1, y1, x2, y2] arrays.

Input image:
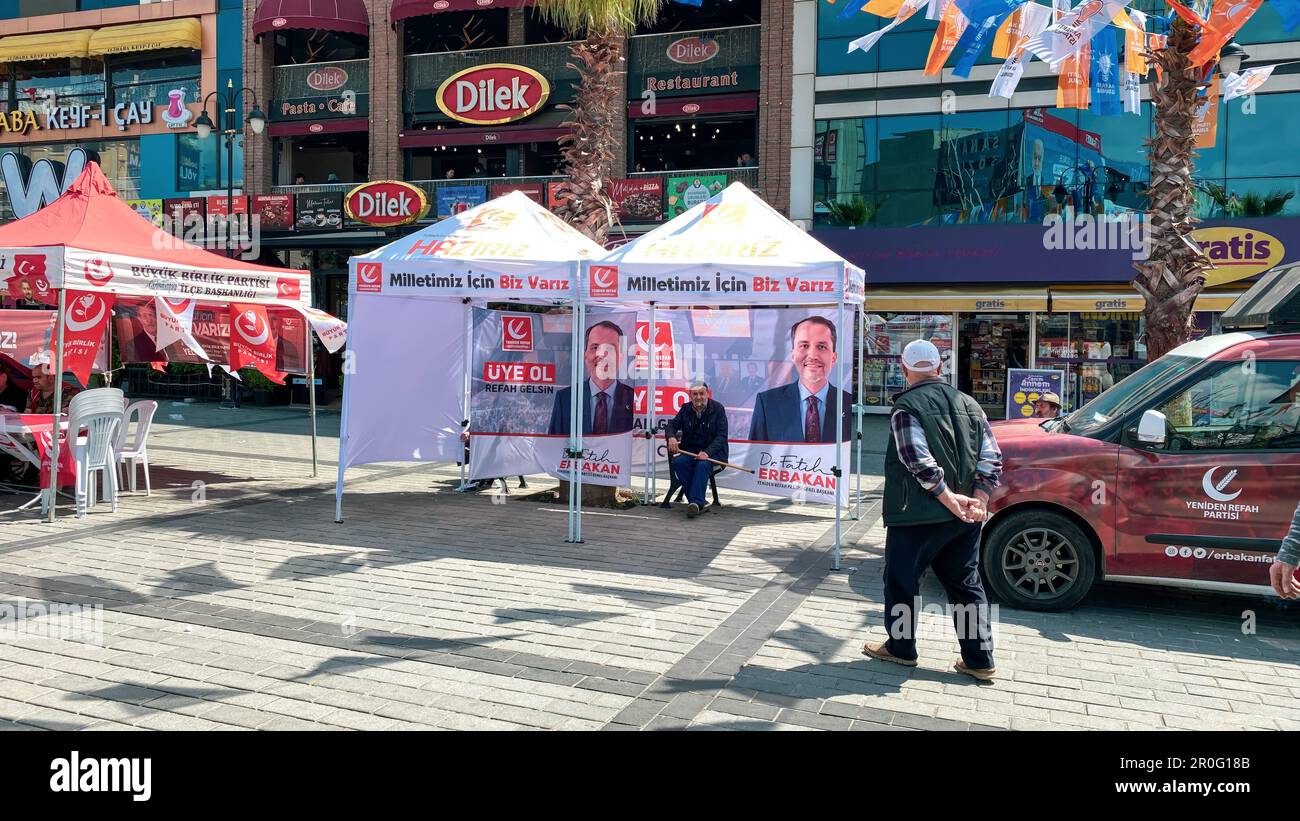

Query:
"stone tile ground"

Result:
[[0, 403, 1296, 730]]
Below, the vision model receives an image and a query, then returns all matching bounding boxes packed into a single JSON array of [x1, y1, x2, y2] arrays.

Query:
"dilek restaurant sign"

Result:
[[435, 64, 551, 126], [343, 180, 430, 228], [272, 60, 369, 121], [628, 25, 761, 98]]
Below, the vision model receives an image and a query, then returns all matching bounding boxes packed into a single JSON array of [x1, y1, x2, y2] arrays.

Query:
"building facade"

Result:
[[798, 0, 1300, 418], [239, 0, 795, 324], [0, 0, 244, 218]]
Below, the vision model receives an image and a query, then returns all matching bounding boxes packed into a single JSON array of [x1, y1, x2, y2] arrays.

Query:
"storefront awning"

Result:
[[1049, 291, 1145, 313], [626, 92, 758, 120], [865, 287, 1049, 313], [392, 0, 531, 22], [0, 29, 92, 63], [252, 0, 370, 39], [87, 18, 202, 56], [1194, 291, 1248, 312]]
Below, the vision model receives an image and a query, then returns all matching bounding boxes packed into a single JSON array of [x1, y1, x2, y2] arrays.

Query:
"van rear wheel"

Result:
[[982, 510, 1096, 612]]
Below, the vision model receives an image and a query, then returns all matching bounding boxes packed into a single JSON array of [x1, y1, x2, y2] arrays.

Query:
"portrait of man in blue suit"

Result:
[[548, 319, 635, 436], [748, 315, 851, 443]]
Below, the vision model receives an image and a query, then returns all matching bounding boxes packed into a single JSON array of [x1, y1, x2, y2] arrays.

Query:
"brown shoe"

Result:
[[954, 660, 996, 681], [861, 641, 918, 667]]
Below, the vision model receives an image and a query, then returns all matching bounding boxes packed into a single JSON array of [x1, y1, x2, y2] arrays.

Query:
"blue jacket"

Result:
[[748, 381, 852, 443], [668, 400, 729, 462]]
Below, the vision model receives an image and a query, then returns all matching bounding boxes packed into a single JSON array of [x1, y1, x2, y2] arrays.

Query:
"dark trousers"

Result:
[[883, 519, 994, 669], [672, 455, 711, 507]]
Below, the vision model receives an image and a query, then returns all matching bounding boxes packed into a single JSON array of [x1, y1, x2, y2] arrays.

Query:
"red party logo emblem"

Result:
[[162, 297, 192, 313], [356, 262, 383, 293], [234, 309, 270, 347], [65, 294, 108, 333], [589, 265, 618, 298], [635, 320, 675, 369], [502, 316, 533, 352], [276, 277, 301, 300], [83, 257, 114, 287]]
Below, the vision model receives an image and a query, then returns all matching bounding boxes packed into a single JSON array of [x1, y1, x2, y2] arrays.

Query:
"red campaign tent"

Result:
[[0, 162, 347, 519]]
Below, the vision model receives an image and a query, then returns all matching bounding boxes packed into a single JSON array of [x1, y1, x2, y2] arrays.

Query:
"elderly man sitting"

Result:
[[665, 382, 728, 517]]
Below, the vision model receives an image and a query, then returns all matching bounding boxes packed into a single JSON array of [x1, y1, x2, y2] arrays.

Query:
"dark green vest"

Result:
[[883, 379, 986, 527]]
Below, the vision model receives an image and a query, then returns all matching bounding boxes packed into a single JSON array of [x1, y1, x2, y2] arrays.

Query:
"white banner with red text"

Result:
[[469, 432, 633, 487], [721, 441, 849, 506]]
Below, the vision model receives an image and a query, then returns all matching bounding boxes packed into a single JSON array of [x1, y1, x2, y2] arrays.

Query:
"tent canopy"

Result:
[[0, 163, 312, 309], [596, 182, 865, 306], [349, 190, 605, 302]]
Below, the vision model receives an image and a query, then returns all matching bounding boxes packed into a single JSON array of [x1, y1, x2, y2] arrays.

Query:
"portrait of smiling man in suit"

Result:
[[748, 315, 852, 443], [548, 319, 635, 436]]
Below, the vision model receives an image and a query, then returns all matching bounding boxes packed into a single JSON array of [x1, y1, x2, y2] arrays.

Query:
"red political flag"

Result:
[[228, 303, 286, 384], [60, 290, 114, 386]]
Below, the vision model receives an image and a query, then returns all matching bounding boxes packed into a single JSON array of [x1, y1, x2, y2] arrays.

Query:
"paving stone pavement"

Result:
[[0, 403, 1297, 731]]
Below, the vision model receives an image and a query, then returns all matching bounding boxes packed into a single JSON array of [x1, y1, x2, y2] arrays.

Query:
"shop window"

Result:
[[524, 8, 574, 44], [959, 313, 1031, 420], [631, 116, 756, 174], [404, 11, 509, 54], [109, 49, 201, 109], [862, 312, 954, 409], [274, 133, 367, 185], [636, 0, 760, 34], [9, 139, 140, 198], [1226, 91, 1300, 179], [1036, 312, 1146, 412], [177, 131, 243, 192], [272, 30, 368, 65], [407, 145, 516, 181], [12, 57, 104, 112], [1155, 359, 1300, 451]]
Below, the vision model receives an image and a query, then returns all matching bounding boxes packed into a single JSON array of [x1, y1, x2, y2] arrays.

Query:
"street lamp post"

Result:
[[194, 79, 266, 409]]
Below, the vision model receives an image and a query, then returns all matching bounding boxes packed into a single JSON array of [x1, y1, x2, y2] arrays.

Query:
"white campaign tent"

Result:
[[334, 191, 605, 541], [594, 182, 866, 566]]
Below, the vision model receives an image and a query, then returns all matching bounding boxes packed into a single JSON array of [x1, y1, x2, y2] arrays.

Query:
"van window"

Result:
[[1061, 354, 1197, 435], [1154, 360, 1300, 450]]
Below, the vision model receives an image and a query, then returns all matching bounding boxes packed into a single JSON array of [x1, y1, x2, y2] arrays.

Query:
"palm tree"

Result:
[[1132, 16, 1215, 360], [531, 1, 665, 507], [533, 0, 666, 244]]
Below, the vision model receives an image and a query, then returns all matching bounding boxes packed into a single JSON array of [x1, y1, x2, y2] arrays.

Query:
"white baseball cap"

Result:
[[901, 339, 942, 372]]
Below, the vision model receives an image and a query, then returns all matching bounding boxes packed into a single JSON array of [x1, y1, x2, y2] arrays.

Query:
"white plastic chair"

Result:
[[117, 400, 157, 496], [67, 388, 124, 517]]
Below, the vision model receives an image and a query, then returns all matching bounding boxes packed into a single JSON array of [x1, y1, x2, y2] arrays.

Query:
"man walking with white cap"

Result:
[[863, 339, 1003, 681]]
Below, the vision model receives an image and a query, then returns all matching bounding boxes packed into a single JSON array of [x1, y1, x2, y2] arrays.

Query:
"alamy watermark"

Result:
[[151, 213, 262, 260], [1042, 211, 1150, 260], [0, 599, 104, 645]]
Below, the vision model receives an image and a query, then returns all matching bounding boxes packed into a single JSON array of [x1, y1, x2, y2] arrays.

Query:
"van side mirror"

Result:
[[1137, 409, 1167, 446]]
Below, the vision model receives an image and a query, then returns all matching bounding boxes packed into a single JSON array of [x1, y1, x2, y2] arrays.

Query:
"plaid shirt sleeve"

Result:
[[1279, 500, 1300, 566], [890, 409, 946, 497], [973, 415, 1004, 498]]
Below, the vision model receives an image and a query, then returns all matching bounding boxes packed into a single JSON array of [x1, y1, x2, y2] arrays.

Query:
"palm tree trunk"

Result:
[[556, 26, 625, 507], [554, 26, 623, 244], [1132, 16, 1212, 360]]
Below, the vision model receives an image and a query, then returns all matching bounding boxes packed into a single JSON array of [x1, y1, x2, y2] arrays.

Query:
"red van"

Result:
[[982, 266, 1300, 610]]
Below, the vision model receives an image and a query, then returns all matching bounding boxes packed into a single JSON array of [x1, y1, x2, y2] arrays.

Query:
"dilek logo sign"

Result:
[[1192, 226, 1285, 287], [435, 64, 550, 126]]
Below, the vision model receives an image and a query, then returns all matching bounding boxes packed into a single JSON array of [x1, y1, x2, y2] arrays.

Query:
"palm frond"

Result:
[[531, 0, 666, 35]]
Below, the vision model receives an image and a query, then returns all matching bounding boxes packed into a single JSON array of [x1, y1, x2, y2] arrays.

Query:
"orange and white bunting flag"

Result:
[[924, 0, 970, 75]]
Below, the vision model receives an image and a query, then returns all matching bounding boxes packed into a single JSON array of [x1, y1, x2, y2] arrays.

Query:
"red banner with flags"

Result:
[[60, 290, 115, 386], [228, 303, 286, 384]]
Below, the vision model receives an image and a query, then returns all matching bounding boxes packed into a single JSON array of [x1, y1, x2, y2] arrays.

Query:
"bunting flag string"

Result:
[[1188, 0, 1265, 66], [1024, 0, 1133, 71], [924, 0, 971, 74], [848, 0, 930, 53], [990, 1, 1055, 96], [953, 8, 1019, 77], [1090, 27, 1123, 114], [1222, 64, 1278, 99]]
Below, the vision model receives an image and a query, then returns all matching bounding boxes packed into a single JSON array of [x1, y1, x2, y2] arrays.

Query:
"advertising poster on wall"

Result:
[[609, 178, 663, 223], [665, 174, 725, 218], [1005, 368, 1065, 419], [468, 308, 636, 486], [436, 185, 488, 218]]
